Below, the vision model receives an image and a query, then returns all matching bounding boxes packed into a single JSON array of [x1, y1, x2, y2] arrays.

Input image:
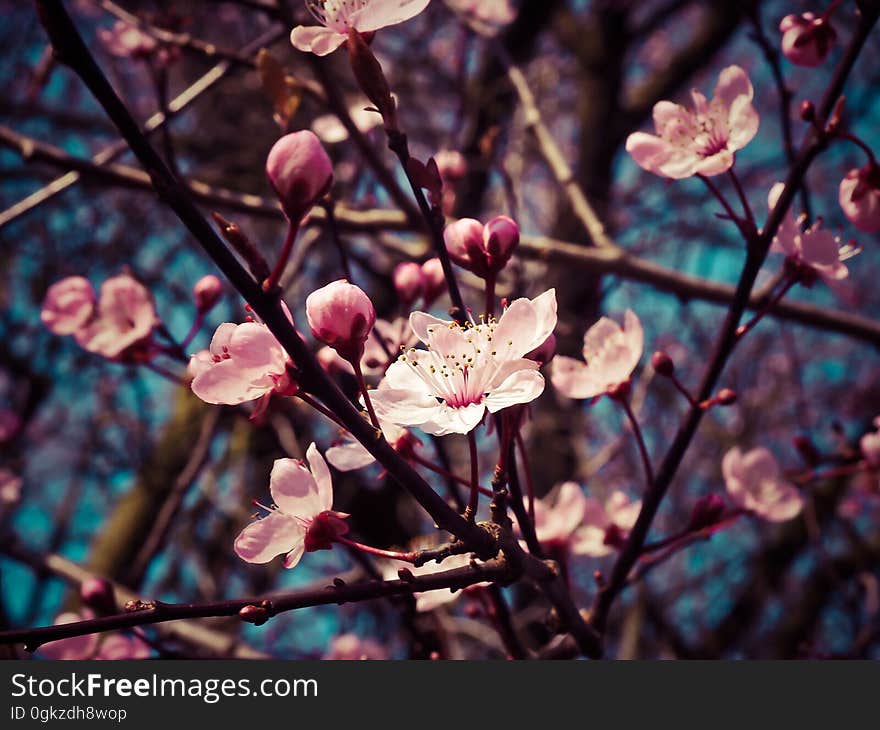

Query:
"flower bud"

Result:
[[306, 280, 377, 362], [266, 131, 333, 221], [193, 274, 223, 312], [444, 216, 519, 279], [80, 578, 116, 616], [839, 164, 880, 233], [651, 350, 675, 377], [716, 388, 737, 405], [484, 215, 519, 267], [435, 149, 467, 181], [393, 261, 423, 306], [780, 13, 836, 68], [799, 99, 816, 122], [420, 258, 445, 305], [41, 276, 96, 335]]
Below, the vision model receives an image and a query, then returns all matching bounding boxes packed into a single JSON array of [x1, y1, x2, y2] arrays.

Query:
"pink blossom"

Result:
[[434, 150, 467, 213], [529, 482, 588, 551], [193, 275, 223, 312], [73, 275, 159, 360], [190, 310, 294, 406], [768, 182, 858, 300], [369, 290, 557, 436], [266, 131, 334, 221], [306, 280, 377, 362], [572, 490, 642, 557], [234, 443, 348, 569], [446, 0, 515, 32], [626, 65, 759, 178], [290, 0, 431, 57], [41, 276, 96, 335], [393, 261, 424, 306], [839, 164, 880, 233], [311, 103, 382, 144], [381, 553, 490, 612], [325, 633, 389, 660], [551, 309, 643, 400], [861, 417, 880, 468], [39, 612, 150, 660], [326, 418, 417, 471], [779, 13, 836, 67], [444, 215, 519, 279], [98, 21, 157, 60], [0, 468, 22, 505], [722, 446, 803, 522]]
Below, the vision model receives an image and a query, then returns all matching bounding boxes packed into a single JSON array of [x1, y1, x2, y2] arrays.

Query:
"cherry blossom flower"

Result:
[[325, 418, 417, 471], [41, 276, 96, 335], [861, 417, 880, 469], [190, 308, 295, 406], [528, 482, 588, 551], [324, 633, 389, 659], [39, 612, 150, 660], [722, 446, 803, 522], [306, 280, 377, 363], [381, 553, 489, 612], [290, 0, 431, 57], [234, 443, 348, 569], [625, 65, 758, 179], [369, 290, 557, 436], [551, 310, 643, 400], [572, 490, 642, 557], [779, 12, 836, 67], [445, 0, 515, 33], [72, 275, 159, 360], [98, 21, 157, 60], [266, 131, 334, 221], [767, 182, 858, 300], [839, 164, 880, 233]]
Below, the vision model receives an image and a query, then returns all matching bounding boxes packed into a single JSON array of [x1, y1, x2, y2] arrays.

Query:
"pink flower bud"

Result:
[[193, 274, 223, 312], [651, 350, 675, 377], [41, 276, 96, 335], [393, 261, 423, 306], [80, 578, 116, 616], [266, 131, 333, 221], [420, 258, 445, 305], [779, 13, 836, 67], [444, 216, 519, 279], [484, 215, 519, 265], [839, 164, 880, 233], [306, 280, 377, 362]]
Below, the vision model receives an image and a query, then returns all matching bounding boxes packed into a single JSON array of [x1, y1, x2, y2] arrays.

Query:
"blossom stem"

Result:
[[616, 396, 654, 489], [298, 392, 347, 429], [788, 461, 868, 486], [410, 452, 493, 496], [736, 275, 797, 338], [667, 373, 700, 410], [514, 430, 536, 524], [351, 358, 381, 430], [263, 219, 299, 292], [728, 168, 756, 232], [335, 536, 416, 563], [698, 174, 747, 238], [465, 430, 480, 520], [322, 199, 353, 281], [179, 311, 205, 351], [484, 272, 496, 319], [836, 131, 878, 167], [640, 510, 745, 554]]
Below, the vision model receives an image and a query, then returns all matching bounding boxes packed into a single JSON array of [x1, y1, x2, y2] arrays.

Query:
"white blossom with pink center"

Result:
[[767, 182, 859, 301], [572, 490, 642, 557], [528, 482, 588, 551], [291, 0, 431, 56], [551, 309, 643, 400], [722, 446, 803, 522], [369, 290, 557, 436], [234, 444, 348, 569], [626, 65, 759, 179]]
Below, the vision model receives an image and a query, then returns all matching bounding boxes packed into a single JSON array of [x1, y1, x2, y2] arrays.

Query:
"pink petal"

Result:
[[424, 401, 485, 436], [712, 65, 753, 109], [492, 298, 540, 360], [726, 94, 759, 151], [306, 443, 334, 512], [800, 228, 840, 267], [571, 525, 612, 557], [550, 355, 605, 399], [484, 368, 545, 412], [269, 457, 323, 517], [692, 149, 734, 177], [349, 0, 431, 32], [191, 358, 271, 405], [409, 310, 450, 345], [234, 512, 304, 564], [326, 440, 376, 471], [284, 542, 306, 569], [370, 386, 444, 430], [290, 25, 347, 56]]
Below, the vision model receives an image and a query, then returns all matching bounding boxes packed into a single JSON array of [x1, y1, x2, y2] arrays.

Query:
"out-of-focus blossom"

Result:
[[98, 20, 158, 60], [324, 633, 388, 659], [381, 553, 489, 612], [291, 0, 431, 56], [326, 418, 417, 471], [528, 482, 588, 551], [861, 417, 880, 468], [369, 290, 556, 436], [361, 318, 412, 375], [722, 446, 803, 522], [193, 275, 223, 313], [572, 490, 642, 557], [41, 276, 96, 336], [839, 164, 880, 233], [626, 65, 758, 178], [190, 306, 294, 406], [768, 182, 858, 300], [72, 275, 159, 361], [39, 612, 150, 660], [0, 468, 22, 505], [235, 444, 348, 569], [779, 12, 836, 67], [266, 131, 334, 221], [444, 216, 519, 279], [419, 258, 445, 305], [434, 150, 467, 214], [445, 0, 515, 32], [393, 262, 424, 307], [306, 280, 377, 363], [311, 104, 382, 144], [551, 310, 643, 400]]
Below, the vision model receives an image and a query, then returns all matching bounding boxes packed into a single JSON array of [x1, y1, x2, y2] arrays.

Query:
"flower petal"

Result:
[[234, 513, 304, 564], [551, 355, 605, 400], [349, 0, 431, 32], [290, 25, 347, 56], [306, 442, 334, 512], [485, 368, 545, 412], [269, 457, 323, 517]]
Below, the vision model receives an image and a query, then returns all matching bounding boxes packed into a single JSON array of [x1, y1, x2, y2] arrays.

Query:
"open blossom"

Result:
[[528, 482, 588, 551], [266, 131, 333, 221], [235, 444, 348, 569], [369, 290, 557, 436], [768, 182, 858, 300], [445, 0, 515, 32], [839, 164, 880, 233], [326, 418, 417, 471], [190, 308, 294, 406], [551, 310, 643, 400], [39, 612, 150, 660], [324, 633, 388, 660], [572, 490, 642, 557], [779, 12, 836, 67], [73, 275, 159, 360], [626, 65, 758, 178], [41, 276, 96, 335], [306, 280, 377, 363], [291, 0, 431, 57], [722, 446, 803, 522], [861, 417, 880, 468]]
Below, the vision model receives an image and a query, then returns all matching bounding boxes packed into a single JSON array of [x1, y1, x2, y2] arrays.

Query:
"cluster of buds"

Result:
[[392, 258, 445, 308], [443, 216, 520, 280]]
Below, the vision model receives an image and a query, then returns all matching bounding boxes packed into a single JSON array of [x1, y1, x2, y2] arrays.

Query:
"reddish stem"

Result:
[[352, 357, 381, 430], [263, 220, 299, 292], [616, 396, 654, 489], [736, 276, 797, 338], [335, 536, 416, 563], [465, 430, 480, 520]]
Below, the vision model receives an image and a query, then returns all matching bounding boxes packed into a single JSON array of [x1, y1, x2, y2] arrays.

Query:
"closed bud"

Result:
[[651, 350, 675, 376], [266, 131, 333, 221], [420, 258, 445, 305], [80, 578, 116, 616], [193, 274, 223, 312], [780, 13, 836, 68], [306, 280, 377, 363], [716, 388, 737, 405], [444, 216, 520, 279], [839, 163, 880, 233], [484, 215, 519, 267], [799, 99, 815, 122], [393, 261, 423, 306]]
